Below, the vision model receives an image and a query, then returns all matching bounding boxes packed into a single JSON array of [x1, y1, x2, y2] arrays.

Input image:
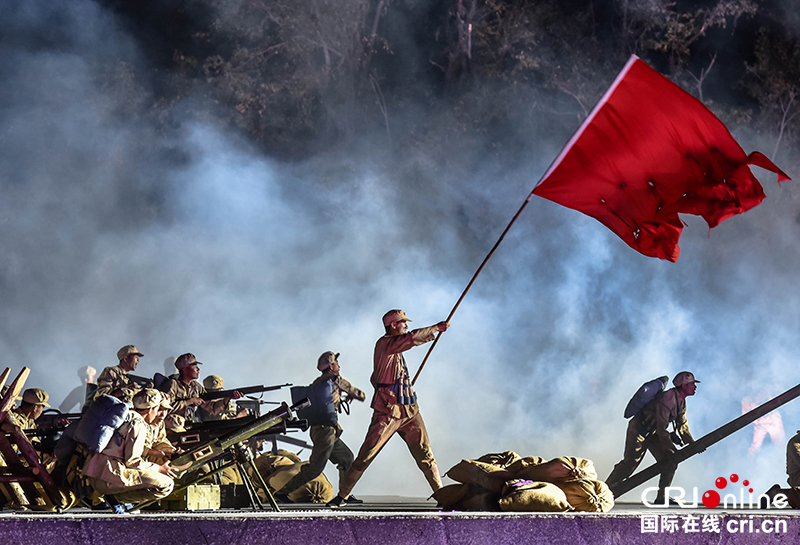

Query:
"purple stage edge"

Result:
[[1, 511, 798, 545]]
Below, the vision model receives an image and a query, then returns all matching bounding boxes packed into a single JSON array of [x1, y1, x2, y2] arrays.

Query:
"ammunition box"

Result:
[[162, 484, 221, 511], [219, 484, 253, 509]]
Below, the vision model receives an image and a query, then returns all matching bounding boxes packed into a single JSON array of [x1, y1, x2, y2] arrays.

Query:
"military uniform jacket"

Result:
[[7, 409, 36, 431], [332, 375, 366, 411], [95, 364, 140, 399], [163, 378, 226, 418], [638, 387, 694, 453], [82, 411, 159, 486], [371, 326, 437, 419], [787, 431, 800, 487]]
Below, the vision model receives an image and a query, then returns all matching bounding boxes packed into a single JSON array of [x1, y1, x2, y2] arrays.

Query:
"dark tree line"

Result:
[[98, 0, 799, 169]]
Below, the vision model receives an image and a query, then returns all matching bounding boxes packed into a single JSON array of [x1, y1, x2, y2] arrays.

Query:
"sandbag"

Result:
[[287, 472, 335, 503], [506, 456, 547, 474], [432, 483, 470, 509], [445, 459, 514, 494], [476, 451, 522, 468], [268, 462, 303, 492], [499, 480, 572, 513], [515, 456, 597, 483], [461, 483, 501, 512], [73, 394, 129, 452], [253, 452, 300, 480], [554, 479, 614, 513]]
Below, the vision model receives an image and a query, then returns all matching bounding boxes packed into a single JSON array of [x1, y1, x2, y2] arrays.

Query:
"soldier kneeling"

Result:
[[82, 389, 176, 506]]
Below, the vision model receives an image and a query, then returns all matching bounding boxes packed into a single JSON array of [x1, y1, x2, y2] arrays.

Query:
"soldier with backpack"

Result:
[[82, 389, 176, 506], [278, 351, 366, 503], [606, 371, 701, 504]]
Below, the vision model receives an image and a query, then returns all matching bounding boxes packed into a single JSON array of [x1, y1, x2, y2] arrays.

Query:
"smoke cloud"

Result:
[[2, 0, 798, 500]]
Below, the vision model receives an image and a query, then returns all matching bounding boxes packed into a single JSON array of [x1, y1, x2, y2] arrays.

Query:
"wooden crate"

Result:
[[162, 484, 220, 511]]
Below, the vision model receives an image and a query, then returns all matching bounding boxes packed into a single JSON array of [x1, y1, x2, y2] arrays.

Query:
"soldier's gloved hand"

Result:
[[231, 390, 243, 400], [436, 321, 450, 332]]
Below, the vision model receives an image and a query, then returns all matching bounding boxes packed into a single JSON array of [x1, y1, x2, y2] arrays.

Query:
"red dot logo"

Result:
[[702, 490, 721, 508], [715, 477, 727, 489], [730, 474, 739, 483]]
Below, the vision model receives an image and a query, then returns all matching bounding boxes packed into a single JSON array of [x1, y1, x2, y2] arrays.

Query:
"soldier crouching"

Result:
[[82, 388, 176, 504]]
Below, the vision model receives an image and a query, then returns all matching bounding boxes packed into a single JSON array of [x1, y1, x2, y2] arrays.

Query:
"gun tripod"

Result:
[[127, 442, 280, 513]]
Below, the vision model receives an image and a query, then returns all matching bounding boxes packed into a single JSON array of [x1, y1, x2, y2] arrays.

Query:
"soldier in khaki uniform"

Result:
[[163, 353, 241, 420], [95, 345, 146, 400], [328, 309, 449, 507], [198, 375, 246, 421], [606, 371, 700, 504], [82, 389, 176, 504], [6, 388, 50, 432], [276, 351, 366, 502], [762, 431, 800, 508], [144, 392, 179, 465]]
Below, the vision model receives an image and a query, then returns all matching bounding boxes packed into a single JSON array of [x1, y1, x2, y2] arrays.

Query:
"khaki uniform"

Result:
[[775, 431, 800, 508], [607, 388, 694, 496], [338, 326, 442, 498], [7, 409, 36, 432], [280, 373, 366, 495], [95, 364, 140, 400], [163, 378, 227, 420], [82, 411, 174, 503], [144, 421, 176, 465], [198, 394, 238, 422]]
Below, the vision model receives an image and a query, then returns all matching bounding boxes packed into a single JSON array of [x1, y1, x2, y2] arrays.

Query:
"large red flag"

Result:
[[532, 55, 790, 262]]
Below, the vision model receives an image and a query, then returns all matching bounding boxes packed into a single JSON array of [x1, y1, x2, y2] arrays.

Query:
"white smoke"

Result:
[[1, 0, 798, 501]]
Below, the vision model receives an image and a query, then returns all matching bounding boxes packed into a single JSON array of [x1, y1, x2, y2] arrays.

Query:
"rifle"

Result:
[[198, 383, 291, 401], [127, 374, 154, 388], [31, 410, 82, 432], [169, 398, 310, 478]]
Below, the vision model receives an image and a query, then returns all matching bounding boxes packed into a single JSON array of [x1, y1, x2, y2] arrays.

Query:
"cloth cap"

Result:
[[117, 345, 144, 360], [159, 392, 173, 409], [673, 371, 701, 388], [165, 414, 186, 433], [382, 309, 412, 327], [203, 375, 224, 390], [132, 388, 162, 410], [176, 353, 202, 370], [22, 388, 50, 407], [317, 351, 340, 371]]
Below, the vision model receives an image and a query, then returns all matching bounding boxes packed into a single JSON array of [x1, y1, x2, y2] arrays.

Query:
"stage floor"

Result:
[[1, 498, 798, 544]]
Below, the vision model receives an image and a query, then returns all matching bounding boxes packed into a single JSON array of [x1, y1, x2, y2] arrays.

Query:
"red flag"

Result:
[[532, 55, 790, 262]]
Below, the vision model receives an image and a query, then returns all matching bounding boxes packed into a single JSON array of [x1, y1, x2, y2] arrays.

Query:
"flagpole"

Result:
[[411, 190, 537, 386]]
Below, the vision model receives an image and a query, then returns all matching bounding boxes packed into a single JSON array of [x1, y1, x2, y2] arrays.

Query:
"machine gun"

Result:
[[127, 398, 310, 513], [198, 383, 292, 401], [167, 414, 310, 449], [169, 399, 309, 476]]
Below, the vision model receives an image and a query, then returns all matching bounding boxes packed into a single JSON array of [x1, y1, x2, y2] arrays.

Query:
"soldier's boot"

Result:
[[422, 462, 443, 492], [338, 467, 364, 500]]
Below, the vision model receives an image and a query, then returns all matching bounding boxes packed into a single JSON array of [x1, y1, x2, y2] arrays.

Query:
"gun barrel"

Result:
[[198, 383, 292, 401], [170, 398, 309, 475]]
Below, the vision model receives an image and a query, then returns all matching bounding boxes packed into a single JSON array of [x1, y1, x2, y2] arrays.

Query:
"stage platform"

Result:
[[1, 498, 798, 544]]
